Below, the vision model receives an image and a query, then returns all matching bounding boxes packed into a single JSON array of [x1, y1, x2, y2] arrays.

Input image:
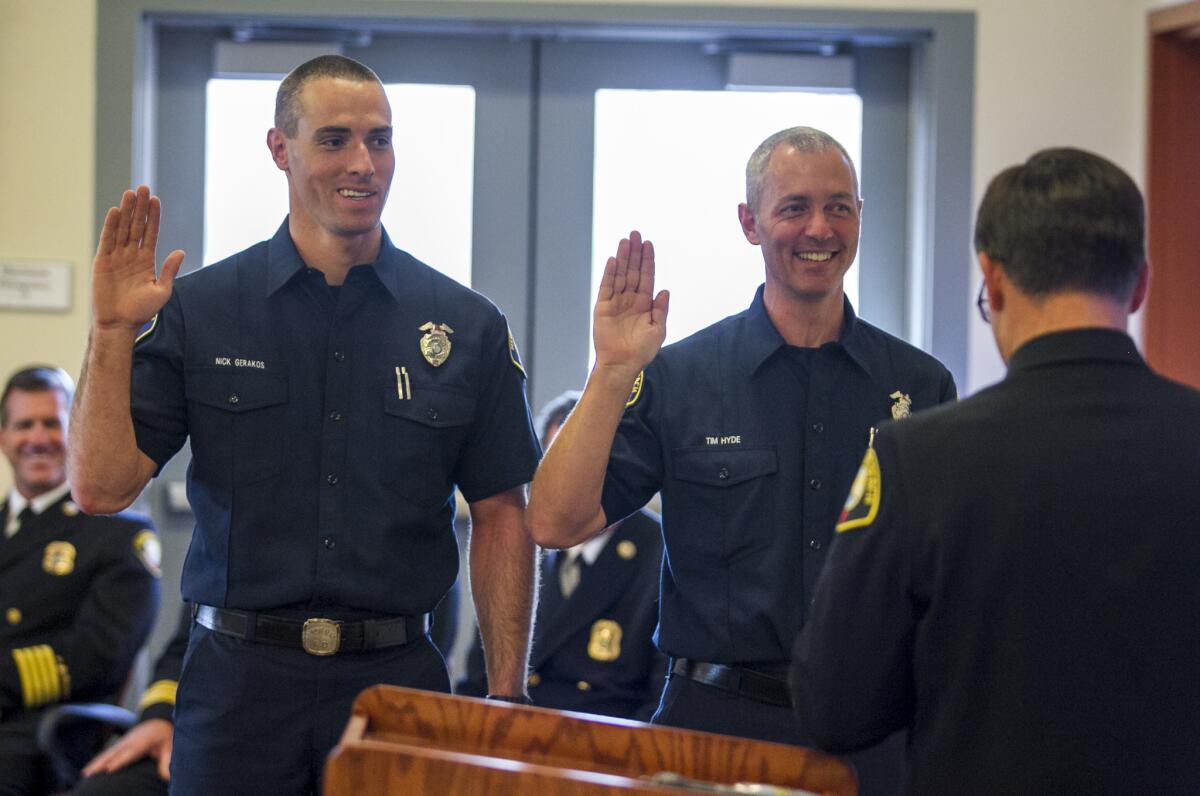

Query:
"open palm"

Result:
[[593, 231, 670, 372], [91, 186, 184, 331]]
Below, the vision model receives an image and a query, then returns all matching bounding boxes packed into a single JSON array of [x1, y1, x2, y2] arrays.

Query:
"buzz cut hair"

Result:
[[745, 126, 859, 210], [274, 54, 383, 138], [0, 366, 75, 427]]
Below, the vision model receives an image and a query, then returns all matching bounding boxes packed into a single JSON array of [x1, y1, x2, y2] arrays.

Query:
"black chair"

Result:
[[36, 702, 137, 792]]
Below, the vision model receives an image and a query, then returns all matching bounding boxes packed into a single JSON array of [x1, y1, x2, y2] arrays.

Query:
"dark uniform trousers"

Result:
[[0, 494, 160, 796], [459, 510, 667, 720]]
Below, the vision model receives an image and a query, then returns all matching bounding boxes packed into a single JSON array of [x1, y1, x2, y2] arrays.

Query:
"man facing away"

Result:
[[69, 55, 540, 795], [0, 366, 160, 794], [528, 127, 955, 795], [792, 147, 1200, 794]]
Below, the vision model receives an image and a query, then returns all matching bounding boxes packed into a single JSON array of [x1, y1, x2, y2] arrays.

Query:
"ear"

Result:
[[737, 203, 760, 245], [267, 128, 290, 172], [1128, 261, 1150, 314], [978, 251, 1006, 315]]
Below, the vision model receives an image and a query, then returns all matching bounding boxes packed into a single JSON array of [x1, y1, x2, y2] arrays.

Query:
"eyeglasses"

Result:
[[976, 282, 991, 324]]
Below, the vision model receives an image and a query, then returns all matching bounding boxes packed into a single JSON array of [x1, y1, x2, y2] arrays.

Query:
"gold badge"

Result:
[[61, 501, 80, 517], [836, 448, 882, 533], [890, 391, 912, 419], [6, 608, 21, 625], [625, 371, 644, 409], [43, 542, 77, 576], [507, 327, 526, 377], [617, 540, 637, 560], [588, 619, 623, 662], [419, 322, 454, 367], [133, 530, 163, 578]]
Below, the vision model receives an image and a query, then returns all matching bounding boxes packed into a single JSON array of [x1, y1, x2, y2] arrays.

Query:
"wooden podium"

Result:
[[325, 685, 857, 795]]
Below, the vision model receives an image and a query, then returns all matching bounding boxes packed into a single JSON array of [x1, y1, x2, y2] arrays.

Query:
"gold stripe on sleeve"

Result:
[[138, 680, 179, 709]]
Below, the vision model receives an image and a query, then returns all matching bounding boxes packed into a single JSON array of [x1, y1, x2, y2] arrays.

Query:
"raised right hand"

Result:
[[91, 185, 184, 332], [593, 230, 670, 375]]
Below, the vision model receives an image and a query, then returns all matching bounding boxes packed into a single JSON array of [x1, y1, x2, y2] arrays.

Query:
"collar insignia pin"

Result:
[[890, 391, 912, 420], [419, 322, 454, 368]]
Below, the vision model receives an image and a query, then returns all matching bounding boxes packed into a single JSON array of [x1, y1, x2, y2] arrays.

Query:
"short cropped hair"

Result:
[[1, 366, 75, 427], [974, 147, 1145, 300], [745, 126, 859, 210], [534, 390, 582, 447], [274, 54, 383, 137]]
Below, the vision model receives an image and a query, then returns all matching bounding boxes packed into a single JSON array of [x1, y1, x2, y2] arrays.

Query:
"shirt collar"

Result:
[[1007, 328, 1144, 374], [567, 526, 615, 567], [6, 480, 71, 521], [265, 218, 405, 304], [743, 285, 871, 375]]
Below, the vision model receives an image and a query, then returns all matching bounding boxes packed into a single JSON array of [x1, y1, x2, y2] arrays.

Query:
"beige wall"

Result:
[[0, 0, 1168, 489]]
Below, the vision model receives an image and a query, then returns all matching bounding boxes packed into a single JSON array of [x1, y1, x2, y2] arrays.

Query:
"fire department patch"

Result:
[[836, 448, 881, 533]]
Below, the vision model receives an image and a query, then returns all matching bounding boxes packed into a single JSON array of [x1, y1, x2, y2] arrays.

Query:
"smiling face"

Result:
[[0, 389, 69, 499], [738, 145, 862, 305], [269, 76, 395, 245]]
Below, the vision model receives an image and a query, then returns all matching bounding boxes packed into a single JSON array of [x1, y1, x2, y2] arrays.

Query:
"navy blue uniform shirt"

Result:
[[130, 221, 540, 614], [600, 285, 955, 664]]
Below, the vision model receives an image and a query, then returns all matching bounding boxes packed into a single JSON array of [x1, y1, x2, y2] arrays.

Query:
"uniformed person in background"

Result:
[[74, 604, 189, 796], [528, 127, 956, 795], [68, 55, 540, 795], [0, 366, 160, 794], [792, 147, 1200, 794], [459, 391, 667, 720]]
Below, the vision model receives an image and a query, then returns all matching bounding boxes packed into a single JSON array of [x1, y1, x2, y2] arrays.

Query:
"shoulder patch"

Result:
[[135, 315, 158, 344], [625, 370, 644, 409], [507, 327, 526, 377], [133, 529, 163, 578], [836, 447, 882, 533]]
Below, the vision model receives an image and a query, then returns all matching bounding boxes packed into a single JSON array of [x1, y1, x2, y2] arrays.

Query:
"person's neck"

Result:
[[763, 284, 845, 348], [1001, 293, 1130, 361], [288, 219, 383, 286]]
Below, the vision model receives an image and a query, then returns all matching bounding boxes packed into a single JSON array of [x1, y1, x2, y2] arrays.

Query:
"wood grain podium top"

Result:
[[325, 685, 857, 795]]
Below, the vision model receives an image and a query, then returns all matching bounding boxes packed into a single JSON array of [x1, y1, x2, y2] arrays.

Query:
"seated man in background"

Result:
[[792, 147, 1200, 793], [0, 366, 160, 794], [73, 604, 189, 796], [459, 391, 667, 720]]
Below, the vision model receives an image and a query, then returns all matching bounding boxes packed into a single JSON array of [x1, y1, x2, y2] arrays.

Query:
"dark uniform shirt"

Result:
[[0, 493, 160, 727], [600, 286, 956, 664], [130, 221, 540, 615], [458, 509, 667, 720], [793, 329, 1200, 794]]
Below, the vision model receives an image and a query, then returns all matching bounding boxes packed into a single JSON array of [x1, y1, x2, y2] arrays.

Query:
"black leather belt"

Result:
[[670, 658, 793, 708], [194, 604, 430, 656]]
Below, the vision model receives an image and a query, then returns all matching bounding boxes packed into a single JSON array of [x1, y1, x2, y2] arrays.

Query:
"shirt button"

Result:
[[329, 411, 342, 422], [717, 467, 730, 480], [809, 539, 823, 550], [227, 394, 240, 405], [811, 422, 824, 433], [427, 407, 439, 422], [809, 478, 822, 490], [326, 474, 339, 486], [323, 537, 335, 550], [332, 351, 345, 362]]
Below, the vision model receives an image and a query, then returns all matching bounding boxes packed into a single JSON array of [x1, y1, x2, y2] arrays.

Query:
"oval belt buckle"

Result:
[[302, 618, 341, 656]]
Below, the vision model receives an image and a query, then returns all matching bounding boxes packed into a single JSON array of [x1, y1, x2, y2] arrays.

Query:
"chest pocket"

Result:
[[381, 385, 475, 511], [670, 446, 778, 562], [186, 370, 289, 486]]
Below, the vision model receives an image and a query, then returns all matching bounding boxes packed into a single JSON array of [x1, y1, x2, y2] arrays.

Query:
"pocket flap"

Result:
[[384, 386, 475, 428], [672, 446, 778, 487], [186, 370, 288, 412]]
